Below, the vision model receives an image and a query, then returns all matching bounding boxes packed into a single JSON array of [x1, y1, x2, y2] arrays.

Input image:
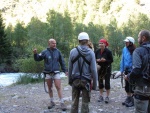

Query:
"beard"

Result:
[[138, 38, 143, 45], [139, 41, 143, 45]]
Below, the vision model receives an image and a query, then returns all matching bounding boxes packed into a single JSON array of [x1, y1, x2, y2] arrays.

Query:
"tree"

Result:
[[12, 22, 27, 58], [27, 17, 48, 47], [46, 10, 74, 56], [0, 11, 12, 63], [85, 22, 104, 50], [105, 20, 124, 56]]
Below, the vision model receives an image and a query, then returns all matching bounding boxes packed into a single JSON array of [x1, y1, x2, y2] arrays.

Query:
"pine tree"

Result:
[[0, 11, 12, 63]]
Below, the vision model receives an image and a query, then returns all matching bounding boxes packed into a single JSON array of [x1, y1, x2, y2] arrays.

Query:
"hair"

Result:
[[88, 40, 94, 50], [127, 43, 136, 55], [79, 40, 88, 45], [49, 38, 55, 42], [140, 30, 150, 41]]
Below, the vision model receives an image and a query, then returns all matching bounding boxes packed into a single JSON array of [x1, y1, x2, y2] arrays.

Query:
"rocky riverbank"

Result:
[[0, 77, 135, 113]]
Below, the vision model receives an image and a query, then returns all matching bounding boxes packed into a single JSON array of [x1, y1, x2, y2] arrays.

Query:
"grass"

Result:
[[15, 73, 68, 85], [15, 73, 43, 85]]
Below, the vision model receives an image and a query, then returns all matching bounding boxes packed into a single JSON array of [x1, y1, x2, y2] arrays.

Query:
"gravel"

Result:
[[0, 77, 135, 113]]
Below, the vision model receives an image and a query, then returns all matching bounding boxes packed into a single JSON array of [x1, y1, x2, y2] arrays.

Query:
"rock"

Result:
[[0, 78, 135, 113], [63, 87, 69, 91], [98, 109, 103, 112], [13, 105, 19, 107]]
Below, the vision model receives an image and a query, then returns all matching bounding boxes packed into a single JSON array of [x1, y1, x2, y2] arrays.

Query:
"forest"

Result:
[[0, 0, 150, 73]]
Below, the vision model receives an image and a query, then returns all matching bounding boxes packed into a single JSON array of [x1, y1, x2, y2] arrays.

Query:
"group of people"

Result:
[[33, 29, 150, 113]]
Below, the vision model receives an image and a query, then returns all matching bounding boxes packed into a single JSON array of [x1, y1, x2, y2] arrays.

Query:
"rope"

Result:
[[121, 73, 136, 89], [43, 73, 49, 93]]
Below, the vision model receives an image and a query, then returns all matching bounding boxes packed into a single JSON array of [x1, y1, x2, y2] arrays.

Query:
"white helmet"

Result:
[[78, 32, 89, 40], [124, 37, 135, 44]]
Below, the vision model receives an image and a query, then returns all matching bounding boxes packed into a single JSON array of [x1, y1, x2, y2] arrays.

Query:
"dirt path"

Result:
[[0, 77, 135, 113]]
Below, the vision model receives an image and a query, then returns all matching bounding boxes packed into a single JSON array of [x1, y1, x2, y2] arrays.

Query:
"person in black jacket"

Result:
[[95, 38, 113, 103], [33, 39, 67, 111], [125, 30, 150, 113]]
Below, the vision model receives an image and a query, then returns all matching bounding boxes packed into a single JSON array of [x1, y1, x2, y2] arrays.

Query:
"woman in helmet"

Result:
[[120, 37, 136, 107], [95, 38, 113, 103]]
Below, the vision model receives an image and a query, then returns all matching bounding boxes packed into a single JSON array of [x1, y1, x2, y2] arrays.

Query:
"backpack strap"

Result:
[[141, 46, 150, 67], [141, 46, 150, 82], [142, 46, 150, 52], [77, 51, 91, 83], [72, 47, 90, 65], [78, 58, 85, 77]]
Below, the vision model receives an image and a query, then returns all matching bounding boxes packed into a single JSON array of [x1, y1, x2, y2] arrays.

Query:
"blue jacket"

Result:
[[120, 47, 132, 73], [34, 48, 66, 73]]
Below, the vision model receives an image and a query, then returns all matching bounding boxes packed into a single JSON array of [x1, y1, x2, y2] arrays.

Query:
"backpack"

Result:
[[142, 46, 150, 82]]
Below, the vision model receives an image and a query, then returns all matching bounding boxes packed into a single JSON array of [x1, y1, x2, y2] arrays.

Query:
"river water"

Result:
[[0, 72, 66, 87]]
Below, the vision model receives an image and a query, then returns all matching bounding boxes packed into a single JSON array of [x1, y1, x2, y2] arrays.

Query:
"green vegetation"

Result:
[[0, 0, 150, 73], [15, 74, 43, 84], [112, 53, 121, 71], [0, 11, 12, 64]]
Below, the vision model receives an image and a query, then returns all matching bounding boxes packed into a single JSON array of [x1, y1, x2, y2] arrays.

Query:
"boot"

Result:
[[122, 96, 130, 105], [105, 97, 109, 104], [60, 103, 67, 111], [125, 96, 134, 107], [48, 101, 55, 109], [98, 96, 104, 102]]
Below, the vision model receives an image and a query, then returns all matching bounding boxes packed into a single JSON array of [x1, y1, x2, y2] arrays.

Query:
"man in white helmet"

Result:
[[68, 32, 98, 113], [120, 36, 136, 107]]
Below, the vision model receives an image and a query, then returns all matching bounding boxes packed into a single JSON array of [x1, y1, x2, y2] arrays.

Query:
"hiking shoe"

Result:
[[98, 96, 104, 102], [105, 97, 109, 104], [122, 96, 130, 105], [48, 101, 55, 109], [61, 103, 67, 111], [125, 97, 134, 107]]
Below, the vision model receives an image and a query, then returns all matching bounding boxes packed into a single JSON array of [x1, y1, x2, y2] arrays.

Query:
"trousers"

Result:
[[70, 79, 90, 113], [134, 98, 149, 113], [134, 85, 150, 113]]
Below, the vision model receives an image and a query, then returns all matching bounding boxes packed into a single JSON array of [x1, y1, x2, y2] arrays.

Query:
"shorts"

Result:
[[45, 73, 61, 79]]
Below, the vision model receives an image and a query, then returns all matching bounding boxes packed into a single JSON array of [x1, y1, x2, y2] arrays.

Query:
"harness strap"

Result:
[[72, 47, 91, 83], [78, 58, 85, 78], [134, 94, 150, 100], [72, 47, 90, 65]]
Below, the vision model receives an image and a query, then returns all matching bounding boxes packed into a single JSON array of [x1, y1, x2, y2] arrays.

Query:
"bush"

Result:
[[17, 57, 44, 73], [15, 73, 43, 84], [112, 54, 121, 71]]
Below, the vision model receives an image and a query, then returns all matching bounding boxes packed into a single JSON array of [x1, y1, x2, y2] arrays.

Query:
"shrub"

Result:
[[112, 53, 121, 71], [15, 73, 43, 84], [17, 57, 44, 73]]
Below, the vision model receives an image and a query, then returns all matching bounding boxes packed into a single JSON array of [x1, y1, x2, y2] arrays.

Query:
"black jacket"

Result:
[[34, 48, 66, 73], [128, 42, 150, 86], [95, 48, 113, 67]]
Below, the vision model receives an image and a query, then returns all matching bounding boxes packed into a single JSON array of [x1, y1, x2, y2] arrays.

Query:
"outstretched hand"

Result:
[[33, 48, 37, 54]]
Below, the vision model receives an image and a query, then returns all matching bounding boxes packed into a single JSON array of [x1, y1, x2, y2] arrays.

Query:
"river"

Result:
[[0, 72, 66, 87]]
